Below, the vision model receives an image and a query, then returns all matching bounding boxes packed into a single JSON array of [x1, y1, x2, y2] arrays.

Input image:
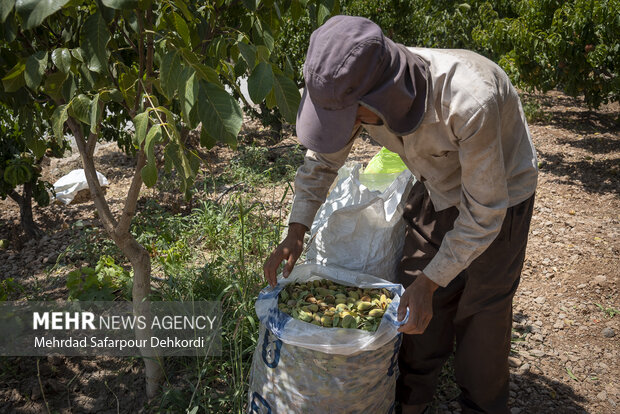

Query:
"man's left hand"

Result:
[[397, 272, 439, 334]]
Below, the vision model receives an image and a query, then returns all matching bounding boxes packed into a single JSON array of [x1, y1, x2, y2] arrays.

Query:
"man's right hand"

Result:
[[263, 222, 308, 287]]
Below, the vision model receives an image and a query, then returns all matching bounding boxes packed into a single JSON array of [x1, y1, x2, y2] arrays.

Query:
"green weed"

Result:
[[522, 99, 551, 124], [595, 303, 619, 318], [0, 277, 25, 301]]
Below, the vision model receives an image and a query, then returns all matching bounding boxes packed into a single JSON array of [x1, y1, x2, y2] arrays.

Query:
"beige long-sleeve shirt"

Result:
[[289, 47, 538, 287]]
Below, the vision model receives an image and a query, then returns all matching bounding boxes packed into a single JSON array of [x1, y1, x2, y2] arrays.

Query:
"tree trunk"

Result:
[[118, 235, 164, 398], [9, 182, 44, 240], [66, 117, 163, 399]]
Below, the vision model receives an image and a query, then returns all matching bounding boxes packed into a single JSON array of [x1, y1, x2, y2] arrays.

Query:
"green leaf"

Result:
[[118, 70, 138, 107], [81, 12, 110, 73], [290, 0, 303, 22], [26, 135, 47, 159], [42, 71, 67, 100], [254, 21, 274, 51], [173, 12, 190, 46], [199, 126, 215, 149], [265, 88, 276, 109], [1, 13, 17, 42], [101, 0, 138, 9], [247, 61, 273, 104], [195, 80, 242, 147], [141, 161, 157, 187], [160, 49, 184, 100], [99, 88, 123, 103], [317, 0, 331, 25], [51, 104, 68, 141], [89, 93, 102, 133], [141, 123, 162, 186], [242, 0, 259, 11], [164, 142, 182, 174], [144, 123, 161, 162], [173, 0, 192, 21], [179, 48, 223, 88], [0, 0, 15, 23], [52, 48, 72, 73], [273, 74, 301, 124], [61, 73, 77, 102], [68, 94, 92, 125], [132, 111, 149, 147], [25, 51, 47, 89], [152, 106, 181, 143], [15, 0, 69, 30], [237, 41, 256, 69], [1, 59, 26, 93], [256, 45, 270, 62], [179, 149, 193, 179], [71, 48, 84, 63], [180, 71, 199, 127]]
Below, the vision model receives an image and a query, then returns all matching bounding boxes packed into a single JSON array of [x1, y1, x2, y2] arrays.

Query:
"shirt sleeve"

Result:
[[288, 129, 360, 229], [423, 102, 509, 287]]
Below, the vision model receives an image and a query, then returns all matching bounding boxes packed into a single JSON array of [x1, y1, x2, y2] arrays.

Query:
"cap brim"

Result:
[[296, 88, 358, 154]]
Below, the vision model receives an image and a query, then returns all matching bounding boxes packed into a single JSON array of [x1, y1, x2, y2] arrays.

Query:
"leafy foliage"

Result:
[[474, 0, 619, 107], [275, 0, 618, 108], [0, 0, 326, 198], [66, 255, 132, 301], [0, 102, 67, 208]]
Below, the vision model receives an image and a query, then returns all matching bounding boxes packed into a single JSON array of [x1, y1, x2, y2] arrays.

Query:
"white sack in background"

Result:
[[53, 169, 109, 205], [306, 164, 414, 282]]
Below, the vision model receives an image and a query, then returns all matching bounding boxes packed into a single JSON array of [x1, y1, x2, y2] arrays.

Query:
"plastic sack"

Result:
[[53, 169, 109, 205], [248, 323, 401, 414], [306, 165, 414, 282], [249, 263, 404, 413]]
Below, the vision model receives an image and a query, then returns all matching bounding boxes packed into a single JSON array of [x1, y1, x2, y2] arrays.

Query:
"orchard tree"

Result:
[[473, 0, 619, 108], [0, 0, 338, 398], [0, 102, 68, 239]]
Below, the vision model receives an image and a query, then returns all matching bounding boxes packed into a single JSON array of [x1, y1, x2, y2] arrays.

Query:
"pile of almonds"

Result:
[[278, 277, 393, 332]]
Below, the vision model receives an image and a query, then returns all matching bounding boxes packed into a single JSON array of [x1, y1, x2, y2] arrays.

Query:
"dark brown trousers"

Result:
[[396, 182, 535, 413]]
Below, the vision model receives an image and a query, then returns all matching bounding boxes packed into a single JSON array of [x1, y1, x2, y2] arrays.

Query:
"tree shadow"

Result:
[[0, 355, 147, 413], [525, 92, 619, 136], [543, 108, 619, 137], [536, 150, 619, 197]]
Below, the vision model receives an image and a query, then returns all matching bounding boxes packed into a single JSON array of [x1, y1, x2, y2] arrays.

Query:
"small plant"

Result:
[[0, 278, 24, 301], [595, 303, 619, 318], [66, 267, 115, 301], [95, 255, 133, 301], [522, 99, 551, 123], [66, 256, 132, 301]]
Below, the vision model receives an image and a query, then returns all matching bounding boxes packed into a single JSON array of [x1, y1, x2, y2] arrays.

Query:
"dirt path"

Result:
[[0, 91, 618, 413]]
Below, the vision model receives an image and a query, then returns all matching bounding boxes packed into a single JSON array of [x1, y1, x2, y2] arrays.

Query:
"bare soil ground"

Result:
[[0, 90, 618, 413]]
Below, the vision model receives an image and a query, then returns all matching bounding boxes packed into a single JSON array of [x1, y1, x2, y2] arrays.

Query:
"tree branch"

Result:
[[145, 8, 154, 95], [66, 116, 119, 236], [8, 189, 23, 205], [134, 11, 146, 113], [116, 147, 146, 235], [87, 129, 98, 157]]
